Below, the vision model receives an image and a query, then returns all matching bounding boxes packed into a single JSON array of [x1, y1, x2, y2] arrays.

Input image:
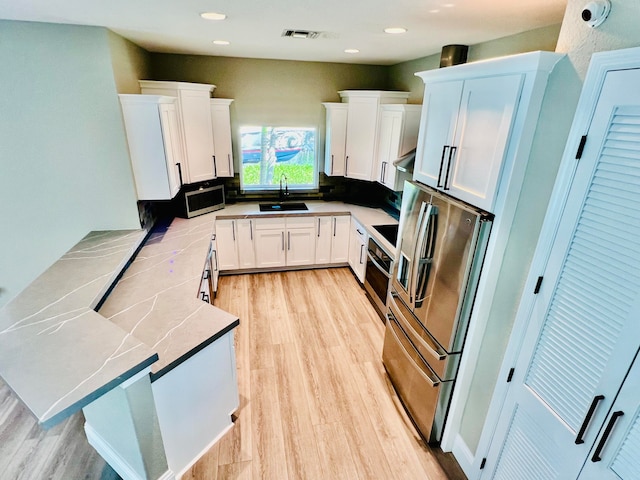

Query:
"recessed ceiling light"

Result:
[[213, 40, 230, 45], [442, 3, 455, 7], [344, 48, 360, 54], [384, 27, 407, 34], [429, 9, 440, 13], [200, 12, 226, 20]]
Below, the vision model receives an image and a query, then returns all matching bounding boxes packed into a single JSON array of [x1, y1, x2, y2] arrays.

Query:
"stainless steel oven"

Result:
[[364, 237, 393, 319]]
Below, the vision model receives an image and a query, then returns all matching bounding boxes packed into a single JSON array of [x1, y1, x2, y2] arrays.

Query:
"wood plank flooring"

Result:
[[186, 267, 466, 480], [0, 267, 466, 480]]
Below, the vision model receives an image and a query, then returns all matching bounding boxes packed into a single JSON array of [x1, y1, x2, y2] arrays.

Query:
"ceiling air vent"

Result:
[[281, 29, 322, 39]]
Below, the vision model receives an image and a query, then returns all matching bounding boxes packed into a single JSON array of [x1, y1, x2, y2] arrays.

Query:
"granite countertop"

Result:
[[98, 214, 239, 380], [0, 231, 157, 428], [216, 200, 399, 257]]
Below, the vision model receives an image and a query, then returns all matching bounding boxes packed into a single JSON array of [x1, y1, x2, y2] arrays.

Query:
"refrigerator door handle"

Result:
[[409, 201, 429, 304], [411, 203, 438, 307], [415, 206, 438, 306]]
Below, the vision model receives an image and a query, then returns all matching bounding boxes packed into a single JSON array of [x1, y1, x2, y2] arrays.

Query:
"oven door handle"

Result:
[[367, 249, 391, 279]]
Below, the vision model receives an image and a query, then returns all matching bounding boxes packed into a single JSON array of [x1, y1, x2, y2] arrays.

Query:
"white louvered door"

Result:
[[482, 67, 640, 480]]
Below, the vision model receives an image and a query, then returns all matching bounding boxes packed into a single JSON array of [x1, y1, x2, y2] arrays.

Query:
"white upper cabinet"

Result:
[[139, 81, 216, 184], [375, 104, 422, 191], [119, 95, 184, 200], [414, 52, 563, 212], [339, 91, 410, 182], [210, 99, 235, 178], [322, 103, 348, 177]]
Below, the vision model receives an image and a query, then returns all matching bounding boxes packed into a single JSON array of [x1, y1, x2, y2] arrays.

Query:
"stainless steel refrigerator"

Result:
[[382, 180, 493, 444]]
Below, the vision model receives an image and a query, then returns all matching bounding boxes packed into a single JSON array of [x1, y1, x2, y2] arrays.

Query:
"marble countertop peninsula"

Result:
[[0, 200, 391, 429], [0, 230, 157, 428], [99, 214, 239, 380]]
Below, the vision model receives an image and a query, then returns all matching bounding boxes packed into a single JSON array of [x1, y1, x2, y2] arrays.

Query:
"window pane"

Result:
[[240, 126, 317, 190]]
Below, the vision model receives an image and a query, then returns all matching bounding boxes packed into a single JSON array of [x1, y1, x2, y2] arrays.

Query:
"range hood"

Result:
[[393, 148, 416, 173]]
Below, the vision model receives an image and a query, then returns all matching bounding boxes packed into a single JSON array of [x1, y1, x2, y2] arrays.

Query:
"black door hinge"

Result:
[[480, 458, 487, 469], [576, 135, 587, 159], [507, 368, 515, 383], [534, 276, 543, 294]]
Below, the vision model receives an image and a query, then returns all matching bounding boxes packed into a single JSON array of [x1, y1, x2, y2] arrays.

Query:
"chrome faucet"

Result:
[[279, 173, 289, 202]]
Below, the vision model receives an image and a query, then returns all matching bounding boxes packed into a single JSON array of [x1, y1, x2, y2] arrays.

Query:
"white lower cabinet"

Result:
[[254, 217, 316, 268], [236, 219, 256, 269], [348, 218, 367, 283], [254, 218, 287, 268], [215, 219, 239, 270], [217, 213, 363, 275], [315, 215, 350, 264]]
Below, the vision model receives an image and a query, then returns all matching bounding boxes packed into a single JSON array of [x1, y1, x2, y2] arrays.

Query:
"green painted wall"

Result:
[[108, 31, 152, 94], [0, 21, 140, 308]]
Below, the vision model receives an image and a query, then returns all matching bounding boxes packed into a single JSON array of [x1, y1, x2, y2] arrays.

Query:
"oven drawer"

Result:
[[382, 316, 452, 443]]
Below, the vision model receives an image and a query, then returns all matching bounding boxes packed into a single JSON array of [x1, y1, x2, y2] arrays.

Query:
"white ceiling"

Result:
[[0, 0, 568, 65]]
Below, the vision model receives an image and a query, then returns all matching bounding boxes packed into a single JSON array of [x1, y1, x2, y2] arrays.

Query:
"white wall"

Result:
[[457, 0, 640, 461], [0, 21, 140, 308]]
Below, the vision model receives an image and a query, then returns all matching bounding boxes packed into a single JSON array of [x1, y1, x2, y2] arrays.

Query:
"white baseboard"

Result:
[[84, 423, 175, 480], [452, 434, 476, 480], [174, 422, 234, 479]]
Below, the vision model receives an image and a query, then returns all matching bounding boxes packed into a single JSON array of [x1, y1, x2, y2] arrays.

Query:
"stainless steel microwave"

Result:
[[184, 185, 225, 218]]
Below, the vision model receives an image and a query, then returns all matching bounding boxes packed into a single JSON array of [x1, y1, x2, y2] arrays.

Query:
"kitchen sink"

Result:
[[259, 202, 309, 212]]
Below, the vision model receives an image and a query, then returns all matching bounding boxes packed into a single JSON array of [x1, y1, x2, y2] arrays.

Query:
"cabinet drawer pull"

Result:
[[201, 292, 210, 303], [437, 146, 449, 188], [203, 269, 210, 280], [575, 395, 605, 444], [592, 411, 624, 462], [212, 250, 218, 271]]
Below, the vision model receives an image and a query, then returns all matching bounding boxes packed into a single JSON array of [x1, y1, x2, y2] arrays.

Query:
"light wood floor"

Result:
[[187, 267, 466, 480], [0, 267, 466, 480]]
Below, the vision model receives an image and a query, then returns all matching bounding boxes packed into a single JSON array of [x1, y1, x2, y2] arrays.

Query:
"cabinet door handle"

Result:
[[317, 218, 321, 237], [176, 162, 183, 186], [592, 411, 624, 462], [250, 220, 253, 241], [333, 218, 337, 236], [331, 154, 334, 175], [345, 155, 349, 175], [232, 221, 235, 241], [288, 231, 291, 251], [212, 155, 217, 177], [203, 269, 210, 280], [227, 154, 232, 174], [359, 244, 364, 264], [575, 395, 605, 444], [201, 292, 210, 303], [212, 250, 218, 271], [281, 231, 285, 251], [437, 146, 449, 188], [444, 146, 457, 190]]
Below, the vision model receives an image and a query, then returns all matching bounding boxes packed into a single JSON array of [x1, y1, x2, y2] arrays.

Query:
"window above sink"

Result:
[[239, 126, 318, 192]]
